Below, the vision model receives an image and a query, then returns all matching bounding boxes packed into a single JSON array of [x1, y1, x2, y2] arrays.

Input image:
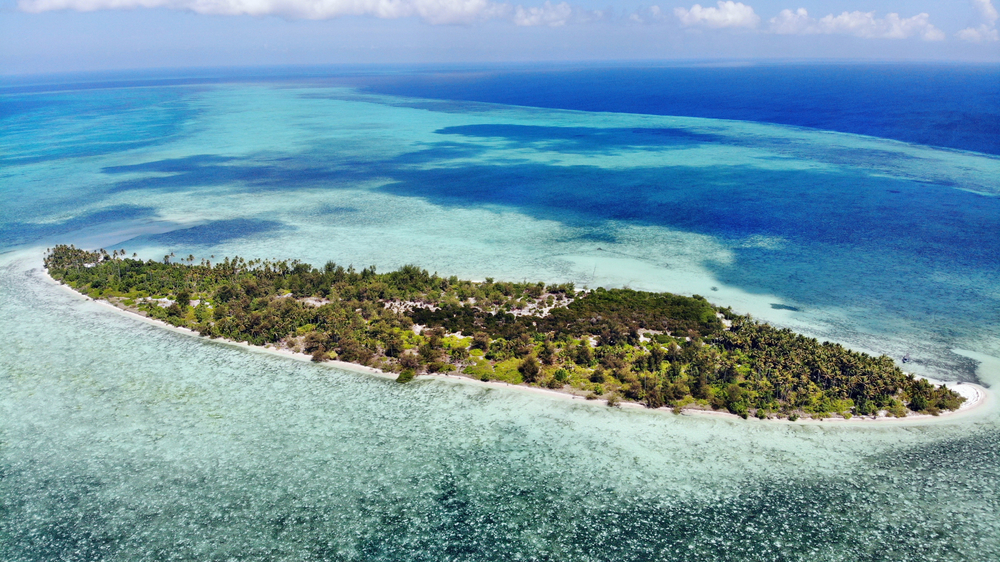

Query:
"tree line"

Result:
[[45, 244, 965, 419]]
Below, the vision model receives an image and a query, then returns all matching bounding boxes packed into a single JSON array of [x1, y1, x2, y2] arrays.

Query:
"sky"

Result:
[[1, 0, 999, 74]]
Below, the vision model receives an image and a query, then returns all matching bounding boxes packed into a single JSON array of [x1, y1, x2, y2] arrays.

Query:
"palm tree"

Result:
[[110, 249, 122, 283]]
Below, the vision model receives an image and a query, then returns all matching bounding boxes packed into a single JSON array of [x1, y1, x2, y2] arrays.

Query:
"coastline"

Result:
[[42, 267, 991, 425]]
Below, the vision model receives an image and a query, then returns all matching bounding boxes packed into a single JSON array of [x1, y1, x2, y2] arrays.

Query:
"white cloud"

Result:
[[769, 7, 810, 34], [13, 0, 992, 42], [17, 0, 615, 26], [958, 0, 999, 42], [674, 1, 759, 29], [971, 0, 999, 23], [957, 24, 1000, 42], [629, 5, 667, 24], [512, 0, 609, 26], [770, 8, 945, 41], [513, 1, 571, 26], [17, 0, 513, 24]]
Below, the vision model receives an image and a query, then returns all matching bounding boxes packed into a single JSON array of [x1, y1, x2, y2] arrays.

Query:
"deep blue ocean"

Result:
[[362, 63, 1000, 155], [2, 63, 1000, 561]]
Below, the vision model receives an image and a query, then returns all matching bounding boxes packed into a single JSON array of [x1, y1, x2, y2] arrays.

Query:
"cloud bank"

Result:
[[15, 0, 992, 46], [18, 0, 512, 24], [17, 0, 614, 25], [657, 3, 947, 43], [957, 0, 999, 42], [769, 8, 945, 41], [674, 1, 759, 29]]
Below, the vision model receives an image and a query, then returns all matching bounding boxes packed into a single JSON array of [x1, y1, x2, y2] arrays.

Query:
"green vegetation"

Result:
[[45, 244, 966, 419]]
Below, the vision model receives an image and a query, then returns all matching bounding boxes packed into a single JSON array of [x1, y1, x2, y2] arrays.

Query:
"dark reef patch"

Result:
[[121, 218, 288, 247], [435, 124, 725, 152], [101, 153, 375, 195], [0, 205, 158, 248], [101, 155, 238, 175]]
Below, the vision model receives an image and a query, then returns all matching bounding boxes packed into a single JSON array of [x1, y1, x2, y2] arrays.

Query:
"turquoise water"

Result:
[[3, 75, 1000, 559]]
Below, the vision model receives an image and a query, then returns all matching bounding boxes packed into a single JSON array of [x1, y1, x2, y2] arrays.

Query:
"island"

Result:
[[44, 244, 966, 420]]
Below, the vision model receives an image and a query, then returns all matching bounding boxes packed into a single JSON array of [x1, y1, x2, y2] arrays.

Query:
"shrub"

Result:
[[888, 401, 909, 418], [472, 332, 491, 351], [427, 361, 449, 373], [463, 359, 494, 381], [540, 342, 556, 365], [400, 353, 420, 370], [303, 331, 327, 354], [518, 356, 540, 383], [385, 334, 404, 357], [396, 369, 416, 383], [492, 359, 523, 384], [194, 304, 211, 322], [418, 343, 441, 364]]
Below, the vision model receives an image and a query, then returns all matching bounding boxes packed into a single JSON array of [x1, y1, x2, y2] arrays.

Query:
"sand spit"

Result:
[[43, 268, 990, 425]]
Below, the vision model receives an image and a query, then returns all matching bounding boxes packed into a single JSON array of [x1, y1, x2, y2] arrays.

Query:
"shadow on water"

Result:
[[87, 133, 1000, 318], [0, 205, 158, 248], [101, 154, 375, 194], [434, 123, 927, 169], [101, 155, 238, 175], [23, 121, 994, 376], [121, 218, 289, 248], [435, 124, 726, 152], [373, 161, 999, 267]]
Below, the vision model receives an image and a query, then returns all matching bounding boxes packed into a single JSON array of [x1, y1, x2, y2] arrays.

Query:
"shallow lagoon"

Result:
[[2, 74, 1000, 559]]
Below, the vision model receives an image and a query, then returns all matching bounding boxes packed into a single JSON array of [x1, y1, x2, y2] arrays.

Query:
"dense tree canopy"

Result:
[[45, 244, 964, 419]]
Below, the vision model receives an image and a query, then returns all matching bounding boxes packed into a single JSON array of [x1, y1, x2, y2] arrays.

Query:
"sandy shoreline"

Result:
[[43, 268, 991, 425]]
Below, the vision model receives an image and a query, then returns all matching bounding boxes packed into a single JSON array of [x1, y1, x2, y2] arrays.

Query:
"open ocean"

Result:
[[2, 63, 999, 560]]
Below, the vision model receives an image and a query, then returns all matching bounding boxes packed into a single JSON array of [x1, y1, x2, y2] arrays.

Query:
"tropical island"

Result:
[[44, 244, 966, 420]]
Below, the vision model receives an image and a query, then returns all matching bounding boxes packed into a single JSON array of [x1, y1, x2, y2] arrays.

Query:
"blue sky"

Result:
[[1, 0, 998, 74]]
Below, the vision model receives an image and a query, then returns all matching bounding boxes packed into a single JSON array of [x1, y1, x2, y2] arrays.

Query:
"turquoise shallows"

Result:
[[2, 77, 999, 560]]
